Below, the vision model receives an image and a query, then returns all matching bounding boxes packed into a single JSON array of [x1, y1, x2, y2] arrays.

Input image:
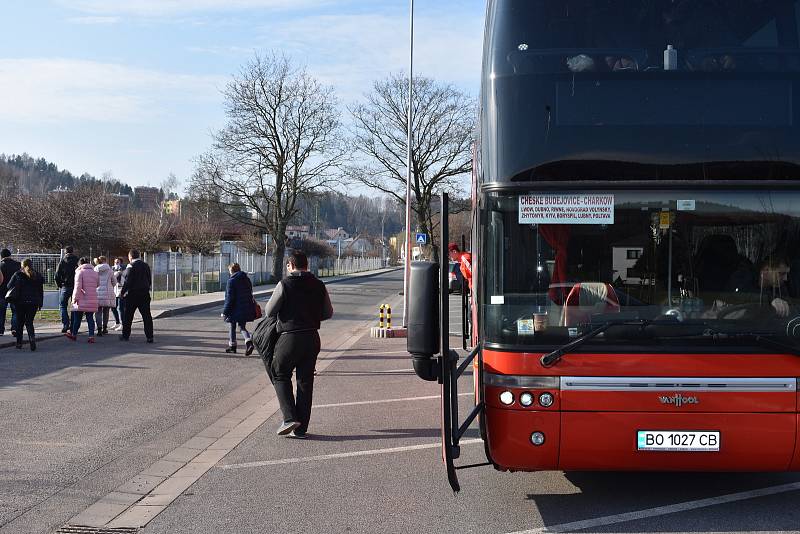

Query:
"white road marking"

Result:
[[222, 438, 483, 470], [317, 368, 414, 375], [315, 392, 472, 409], [507, 481, 800, 533]]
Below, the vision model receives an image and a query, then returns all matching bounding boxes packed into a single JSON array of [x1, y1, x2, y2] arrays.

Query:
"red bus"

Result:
[[409, 0, 800, 492]]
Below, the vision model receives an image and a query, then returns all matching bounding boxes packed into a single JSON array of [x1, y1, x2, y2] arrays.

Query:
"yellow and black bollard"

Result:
[[370, 303, 406, 339]]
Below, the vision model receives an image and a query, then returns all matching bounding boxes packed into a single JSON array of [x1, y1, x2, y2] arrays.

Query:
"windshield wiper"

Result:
[[540, 320, 653, 367], [538, 320, 800, 367], [744, 334, 800, 356], [640, 326, 800, 357], [693, 330, 800, 357]]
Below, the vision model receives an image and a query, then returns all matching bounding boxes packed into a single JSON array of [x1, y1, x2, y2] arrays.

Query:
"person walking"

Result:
[[112, 258, 125, 331], [0, 249, 21, 337], [120, 249, 153, 343], [222, 263, 256, 355], [94, 256, 117, 336], [264, 251, 333, 438], [55, 246, 79, 333], [66, 257, 99, 343], [5, 259, 44, 350]]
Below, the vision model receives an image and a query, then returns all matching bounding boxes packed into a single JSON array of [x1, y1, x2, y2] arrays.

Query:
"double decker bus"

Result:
[[409, 0, 800, 492]]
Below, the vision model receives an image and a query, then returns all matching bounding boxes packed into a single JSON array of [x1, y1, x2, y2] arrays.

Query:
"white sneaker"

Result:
[[277, 421, 301, 436], [113, 324, 123, 331]]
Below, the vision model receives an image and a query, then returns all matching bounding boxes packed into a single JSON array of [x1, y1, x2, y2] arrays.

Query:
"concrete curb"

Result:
[[370, 327, 408, 338], [0, 267, 401, 349]]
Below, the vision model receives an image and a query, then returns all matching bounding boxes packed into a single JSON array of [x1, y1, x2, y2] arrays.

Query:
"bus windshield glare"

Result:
[[483, 189, 800, 348], [485, 0, 800, 182]]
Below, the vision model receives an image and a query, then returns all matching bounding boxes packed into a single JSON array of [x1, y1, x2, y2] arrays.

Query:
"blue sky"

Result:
[[0, 0, 485, 190]]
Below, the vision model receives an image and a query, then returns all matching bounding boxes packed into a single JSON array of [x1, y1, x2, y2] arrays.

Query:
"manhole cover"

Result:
[[55, 526, 139, 534]]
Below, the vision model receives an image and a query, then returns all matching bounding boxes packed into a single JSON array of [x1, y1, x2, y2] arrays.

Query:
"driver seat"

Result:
[[562, 282, 621, 326]]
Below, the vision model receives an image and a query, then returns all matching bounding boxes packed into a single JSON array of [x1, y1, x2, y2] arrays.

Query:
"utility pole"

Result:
[[381, 200, 387, 267], [402, 0, 414, 328]]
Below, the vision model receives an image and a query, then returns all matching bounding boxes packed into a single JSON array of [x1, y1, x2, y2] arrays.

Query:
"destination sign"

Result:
[[519, 194, 615, 225]]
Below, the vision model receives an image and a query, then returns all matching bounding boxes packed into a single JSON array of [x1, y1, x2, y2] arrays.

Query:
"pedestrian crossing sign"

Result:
[[415, 233, 427, 244]]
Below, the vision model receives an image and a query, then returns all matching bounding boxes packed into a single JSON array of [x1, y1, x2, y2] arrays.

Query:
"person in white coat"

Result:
[[94, 256, 117, 336]]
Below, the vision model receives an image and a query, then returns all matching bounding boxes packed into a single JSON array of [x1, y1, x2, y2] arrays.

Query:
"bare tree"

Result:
[[176, 211, 221, 255], [161, 172, 181, 200], [349, 74, 476, 261], [240, 232, 266, 255], [3, 183, 122, 253], [126, 210, 174, 254], [190, 52, 345, 280]]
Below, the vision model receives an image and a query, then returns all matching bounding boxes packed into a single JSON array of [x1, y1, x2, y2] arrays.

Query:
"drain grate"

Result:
[[55, 526, 139, 534]]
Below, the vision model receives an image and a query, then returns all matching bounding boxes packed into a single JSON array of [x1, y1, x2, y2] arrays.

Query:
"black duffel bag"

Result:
[[251, 315, 279, 384]]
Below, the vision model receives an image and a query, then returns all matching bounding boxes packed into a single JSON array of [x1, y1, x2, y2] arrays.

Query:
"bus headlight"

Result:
[[539, 393, 554, 407], [499, 391, 514, 405], [530, 432, 545, 446], [519, 392, 534, 407]]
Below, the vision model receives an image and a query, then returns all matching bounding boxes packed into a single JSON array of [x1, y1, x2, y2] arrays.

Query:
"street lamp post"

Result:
[[402, 0, 414, 327]]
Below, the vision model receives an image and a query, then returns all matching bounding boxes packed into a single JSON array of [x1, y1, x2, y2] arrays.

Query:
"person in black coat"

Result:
[[54, 246, 79, 333], [222, 263, 256, 355], [6, 259, 44, 350], [119, 249, 154, 342], [0, 249, 21, 337]]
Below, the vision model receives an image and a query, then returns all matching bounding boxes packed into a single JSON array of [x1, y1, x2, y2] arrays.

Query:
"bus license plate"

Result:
[[637, 430, 720, 452]]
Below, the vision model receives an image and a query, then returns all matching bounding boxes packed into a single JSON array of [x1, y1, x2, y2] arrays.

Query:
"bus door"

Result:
[[408, 193, 486, 492]]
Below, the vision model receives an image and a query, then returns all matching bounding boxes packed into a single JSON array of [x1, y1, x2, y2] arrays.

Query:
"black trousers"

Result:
[[122, 293, 154, 340], [272, 330, 320, 434], [15, 303, 36, 345]]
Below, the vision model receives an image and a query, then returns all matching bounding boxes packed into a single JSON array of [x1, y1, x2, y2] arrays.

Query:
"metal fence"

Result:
[[12, 247, 386, 308], [14, 253, 62, 290], [146, 249, 386, 302], [12, 253, 62, 310], [312, 256, 384, 278], [146, 249, 271, 301]]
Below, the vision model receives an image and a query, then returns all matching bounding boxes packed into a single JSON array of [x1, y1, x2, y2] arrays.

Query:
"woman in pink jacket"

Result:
[[67, 257, 100, 342]]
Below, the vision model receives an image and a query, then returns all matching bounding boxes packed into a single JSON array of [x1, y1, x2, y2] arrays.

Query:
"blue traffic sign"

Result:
[[415, 233, 427, 244]]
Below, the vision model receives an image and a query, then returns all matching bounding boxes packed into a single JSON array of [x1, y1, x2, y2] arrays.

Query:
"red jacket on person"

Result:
[[454, 251, 473, 289]]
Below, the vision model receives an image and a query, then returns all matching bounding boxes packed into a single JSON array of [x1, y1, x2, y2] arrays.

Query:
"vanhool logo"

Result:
[[658, 394, 699, 407]]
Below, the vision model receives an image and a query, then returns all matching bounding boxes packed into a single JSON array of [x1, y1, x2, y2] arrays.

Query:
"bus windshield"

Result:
[[482, 189, 800, 349], [484, 0, 800, 182]]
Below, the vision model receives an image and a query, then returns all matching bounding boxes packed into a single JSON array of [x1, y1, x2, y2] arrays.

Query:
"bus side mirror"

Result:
[[407, 261, 440, 381]]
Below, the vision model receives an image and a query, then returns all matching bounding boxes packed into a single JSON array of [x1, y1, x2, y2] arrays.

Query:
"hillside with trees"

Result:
[[0, 153, 134, 196]]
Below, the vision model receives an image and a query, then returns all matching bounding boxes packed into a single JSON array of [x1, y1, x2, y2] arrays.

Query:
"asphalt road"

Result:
[[3, 270, 800, 534], [0, 271, 404, 533]]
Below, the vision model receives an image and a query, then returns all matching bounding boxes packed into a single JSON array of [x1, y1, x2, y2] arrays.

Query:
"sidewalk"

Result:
[[60, 296, 418, 532], [0, 267, 400, 349]]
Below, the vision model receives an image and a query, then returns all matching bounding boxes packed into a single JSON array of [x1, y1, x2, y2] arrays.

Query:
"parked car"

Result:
[[448, 261, 463, 293]]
